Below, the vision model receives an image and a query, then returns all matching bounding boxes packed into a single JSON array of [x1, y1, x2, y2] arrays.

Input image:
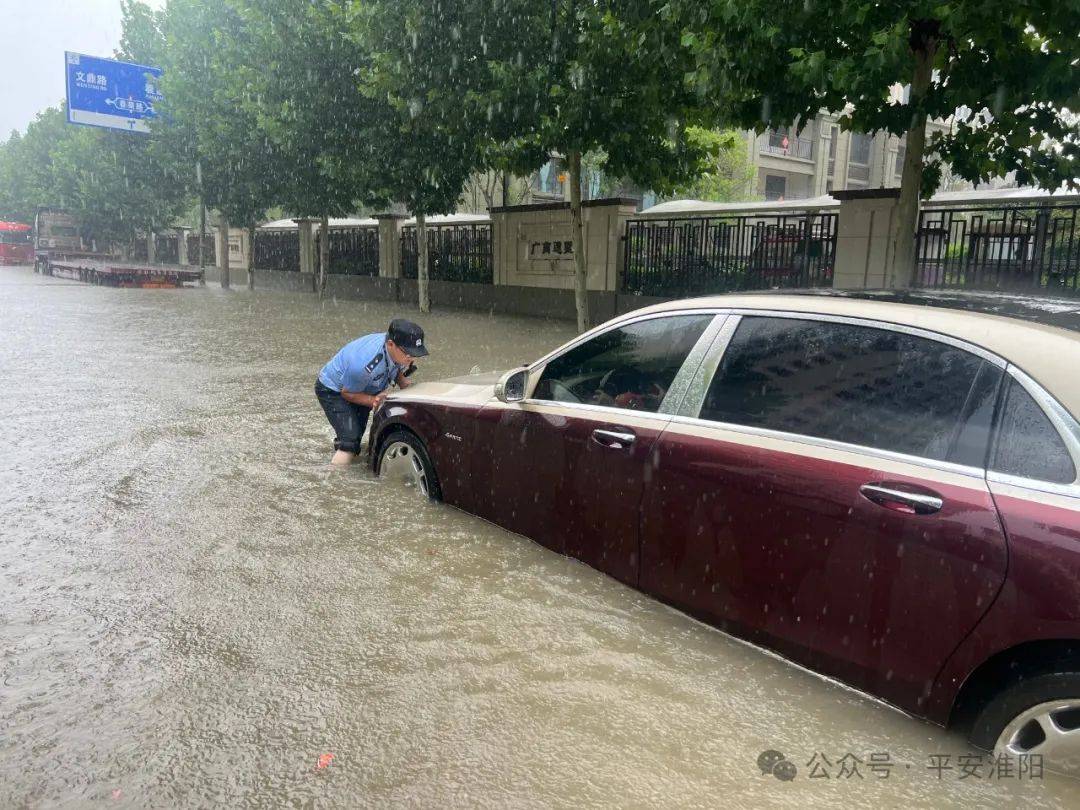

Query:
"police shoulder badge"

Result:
[[365, 352, 384, 373]]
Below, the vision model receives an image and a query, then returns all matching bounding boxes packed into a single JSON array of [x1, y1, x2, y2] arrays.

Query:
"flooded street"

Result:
[[1, 266, 1077, 808]]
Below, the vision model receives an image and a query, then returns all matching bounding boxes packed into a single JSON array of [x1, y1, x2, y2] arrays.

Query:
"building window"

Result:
[[847, 132, 873, 183], [826, 180, 834, 194], [764, 175, 787, 201], [849, 132, 873, 166], [895, 140, 907, 178], [532, 158, 566, 198]]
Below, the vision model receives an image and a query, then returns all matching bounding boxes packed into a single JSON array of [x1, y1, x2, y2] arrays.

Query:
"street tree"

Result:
[[226, 0, 386, 293], [157, 0, 283, 288], [0, 108, 72, 225], [394, 0, 711, 331], [676, 0, 1080, 285], [665, 129, 756, 203], [339, 0, 493, 314]]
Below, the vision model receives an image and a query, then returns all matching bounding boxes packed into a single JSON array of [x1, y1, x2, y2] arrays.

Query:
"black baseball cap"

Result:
[[388, 318, 429, 357]]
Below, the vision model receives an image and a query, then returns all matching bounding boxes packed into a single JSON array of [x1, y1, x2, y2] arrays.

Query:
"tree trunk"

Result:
[[146, 231, 156, 265], [888, 34, 937, 288], [218, 213, 230, 290], [247, 224, 256, 290], [319, 212, 330, 297], [416, 212, 430, 313], [568, 150, 589, 333], [501, 171, 510, 207]]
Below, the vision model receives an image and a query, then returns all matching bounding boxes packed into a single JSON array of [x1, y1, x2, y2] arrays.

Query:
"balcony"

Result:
[[760, 130, 814, 161]]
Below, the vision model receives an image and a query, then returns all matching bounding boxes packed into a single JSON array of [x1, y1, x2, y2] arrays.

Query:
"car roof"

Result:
[[629, 290, 1080, 417]]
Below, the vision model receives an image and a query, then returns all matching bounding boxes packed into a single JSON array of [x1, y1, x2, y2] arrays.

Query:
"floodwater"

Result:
[[1, 265, 1076, 809]]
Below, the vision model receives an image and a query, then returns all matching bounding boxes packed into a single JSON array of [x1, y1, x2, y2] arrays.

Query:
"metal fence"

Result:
[[185, 234, 216, 267], [154, 234, 179, 264], [621, 212, 838, 297], [318, 227, 379, 276], [253, 230, 300, 272], [916, 203, 1080, 296], [401, 222, 493, 284]]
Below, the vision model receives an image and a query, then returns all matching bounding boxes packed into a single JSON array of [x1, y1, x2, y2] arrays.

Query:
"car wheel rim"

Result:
[[995, 699, 1080, 778], [379, 441, 429, 497]]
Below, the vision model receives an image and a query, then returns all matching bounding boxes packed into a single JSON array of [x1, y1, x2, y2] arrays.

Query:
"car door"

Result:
[[638, 313, 1010, 713], [470, 312, 721, 586]]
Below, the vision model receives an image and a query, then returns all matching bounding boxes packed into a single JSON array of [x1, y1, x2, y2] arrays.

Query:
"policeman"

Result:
[[315, 318, 429, 465]]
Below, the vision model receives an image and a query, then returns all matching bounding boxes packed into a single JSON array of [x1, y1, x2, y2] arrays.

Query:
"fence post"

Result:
[[375, 213, 406, 279], [293, 218, 317, 286], [1032, 206, 1051, 286], [490, 208, 506, 286], [177, 227, 189, 265]]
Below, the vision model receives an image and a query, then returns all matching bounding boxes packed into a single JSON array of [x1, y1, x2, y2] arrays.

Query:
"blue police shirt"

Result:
[[318, 332, 401, 394]]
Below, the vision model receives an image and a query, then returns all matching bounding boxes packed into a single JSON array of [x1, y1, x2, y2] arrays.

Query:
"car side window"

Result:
[[991, 377, 1076, 484], [533, 315, 712, 413], [699, 316, 988, 462]]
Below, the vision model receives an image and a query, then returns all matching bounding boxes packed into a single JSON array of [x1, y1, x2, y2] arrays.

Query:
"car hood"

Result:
[[387, 371, 503, 406]]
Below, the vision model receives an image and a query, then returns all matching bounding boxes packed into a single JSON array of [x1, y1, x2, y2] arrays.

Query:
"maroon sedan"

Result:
[[370, 292, 1080, 774]]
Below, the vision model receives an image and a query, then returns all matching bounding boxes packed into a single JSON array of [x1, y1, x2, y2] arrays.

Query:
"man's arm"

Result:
[[340, 388, 387, 408]]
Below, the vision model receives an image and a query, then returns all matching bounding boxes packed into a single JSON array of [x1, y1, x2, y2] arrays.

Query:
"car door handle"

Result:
[[859, 483, 943, 515], [592, 428, 636, 449]]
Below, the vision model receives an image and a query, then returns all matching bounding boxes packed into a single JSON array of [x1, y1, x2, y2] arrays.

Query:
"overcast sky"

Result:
[[2, 0, 164, 138]]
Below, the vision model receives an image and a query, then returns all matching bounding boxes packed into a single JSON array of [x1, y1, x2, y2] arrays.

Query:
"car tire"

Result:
[[969, 672, 1080, 776], [376, 430, 442, 501]]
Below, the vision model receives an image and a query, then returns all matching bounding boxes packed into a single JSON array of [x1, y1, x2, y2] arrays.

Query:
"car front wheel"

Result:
[[376, 430, 441, 500], [970, 672, 1080, 778]]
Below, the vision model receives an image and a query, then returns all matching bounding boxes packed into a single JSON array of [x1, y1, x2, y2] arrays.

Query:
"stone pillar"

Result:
[[177, 227, 189, 265], [216, 217, 230, 289], [490, 208, 509, 285], [584, 199, 638, 292], [375, 213, 406, 278], [831, 189, 901, 289], [294, 218, 317, 277]]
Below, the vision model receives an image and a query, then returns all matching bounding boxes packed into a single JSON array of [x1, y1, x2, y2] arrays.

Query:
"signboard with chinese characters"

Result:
[[65, 52, 163, 133], [520, 222, 575, 274]]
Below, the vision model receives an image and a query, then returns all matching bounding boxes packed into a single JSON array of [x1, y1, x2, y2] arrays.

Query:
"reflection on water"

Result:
[[0, 267, 1076, 808]]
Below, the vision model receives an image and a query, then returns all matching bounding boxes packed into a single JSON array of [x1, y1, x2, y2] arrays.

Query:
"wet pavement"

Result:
[[1, 266, 1077, 808]]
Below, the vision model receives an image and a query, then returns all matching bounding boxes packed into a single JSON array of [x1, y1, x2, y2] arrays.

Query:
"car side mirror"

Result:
[[495, 367, 529, 403]]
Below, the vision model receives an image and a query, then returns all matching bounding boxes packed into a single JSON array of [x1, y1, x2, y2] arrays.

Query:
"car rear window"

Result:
[[991, 377, 1076, 484], [699, 316, 988, 462]]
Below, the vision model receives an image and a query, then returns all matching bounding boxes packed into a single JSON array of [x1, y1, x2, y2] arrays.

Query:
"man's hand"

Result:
[[397, 377, 412, 390], [373, 390, 390, 408]]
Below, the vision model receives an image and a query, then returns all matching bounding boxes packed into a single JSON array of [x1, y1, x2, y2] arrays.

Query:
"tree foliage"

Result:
[[226, 0, 383, 219], [678, 0, 1078, 192], [674, 0, 1080, 282], [156, 0, 282, 230], [356, 0, 711, 327]]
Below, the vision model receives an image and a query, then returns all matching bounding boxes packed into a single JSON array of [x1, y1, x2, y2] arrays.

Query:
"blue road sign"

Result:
[[65, 52, 163, 134]]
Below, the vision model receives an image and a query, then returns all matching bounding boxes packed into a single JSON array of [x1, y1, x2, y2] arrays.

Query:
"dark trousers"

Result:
[[315, 380, 371, 454]]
